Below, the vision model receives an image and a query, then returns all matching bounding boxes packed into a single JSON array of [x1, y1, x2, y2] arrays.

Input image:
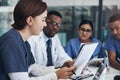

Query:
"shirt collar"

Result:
[[42, 31, 52, 42]]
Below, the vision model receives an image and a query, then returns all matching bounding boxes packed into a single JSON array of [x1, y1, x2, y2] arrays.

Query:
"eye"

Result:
[[80, 28, 92, 33], [80, 28, 85, 31], [110, 28, 113, 31], [42, 18, 47, 22], [50, 21, 57, 26], [111, 26, 120, 31], [57, 24, 62, 27], [42, 19, 46, 22], [116, 27, 120, 30], [86, 29, 92, 32]]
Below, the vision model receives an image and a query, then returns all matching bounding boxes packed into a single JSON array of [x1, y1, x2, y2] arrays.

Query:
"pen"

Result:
[[66, 64, 76, 75], [86, 68, 92, 73]]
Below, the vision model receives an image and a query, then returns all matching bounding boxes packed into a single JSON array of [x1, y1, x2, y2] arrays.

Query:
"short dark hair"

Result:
[[109, 13, 120, 23], [79, 20, 94, 31], [47, 10, 62, 19], [12, 0, 47, 30]]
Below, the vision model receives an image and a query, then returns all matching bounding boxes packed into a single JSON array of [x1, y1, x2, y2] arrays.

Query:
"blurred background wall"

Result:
[[0, 0, 120, 47]]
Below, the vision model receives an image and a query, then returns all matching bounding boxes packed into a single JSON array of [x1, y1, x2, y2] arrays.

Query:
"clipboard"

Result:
[[72, 42, 99, 77]]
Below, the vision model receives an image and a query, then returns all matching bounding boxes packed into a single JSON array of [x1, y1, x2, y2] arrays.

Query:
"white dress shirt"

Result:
[[28, 31, 72, 68]]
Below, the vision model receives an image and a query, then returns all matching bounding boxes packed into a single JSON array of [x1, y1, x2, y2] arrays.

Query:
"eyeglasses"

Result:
[[79, 27, 92, 33], [46, 19, 62, 28]]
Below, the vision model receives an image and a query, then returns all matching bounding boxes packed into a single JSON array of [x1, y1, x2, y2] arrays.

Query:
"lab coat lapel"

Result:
[[40, 33, 47, 61]]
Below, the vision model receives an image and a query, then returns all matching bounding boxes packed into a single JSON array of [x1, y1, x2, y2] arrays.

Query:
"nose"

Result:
[[44, 21, 47, 27], [83, 31, 87, 34], [53, 25, 60, 30], [112, 29, 117, 35]]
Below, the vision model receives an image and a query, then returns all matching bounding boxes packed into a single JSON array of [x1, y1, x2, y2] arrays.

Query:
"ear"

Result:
[[26, 16, 33, 25]]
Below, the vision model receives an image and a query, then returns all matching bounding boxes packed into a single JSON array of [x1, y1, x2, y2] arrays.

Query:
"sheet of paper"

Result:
[[72, 42, 98, 77]]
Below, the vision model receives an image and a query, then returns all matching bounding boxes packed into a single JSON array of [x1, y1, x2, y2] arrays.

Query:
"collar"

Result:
[[42, 31, 52, 42]]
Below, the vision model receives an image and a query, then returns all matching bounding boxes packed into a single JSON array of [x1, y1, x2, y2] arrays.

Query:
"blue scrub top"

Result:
[[104, 34, 120, 64], [0, 28, 35, 80], [65, 37, 106, 59]]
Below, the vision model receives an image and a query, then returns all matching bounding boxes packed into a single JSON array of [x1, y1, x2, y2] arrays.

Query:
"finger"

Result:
[[66, 72, 73, 78], [68, 66, 76, 71]]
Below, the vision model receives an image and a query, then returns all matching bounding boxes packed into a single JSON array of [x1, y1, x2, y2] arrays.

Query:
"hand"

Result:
[[55, 66, 76, 79], [62, 60, 75, 67]]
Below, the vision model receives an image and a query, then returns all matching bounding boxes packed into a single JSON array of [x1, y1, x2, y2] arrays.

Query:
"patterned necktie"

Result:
[[46, 39, 53, 66]]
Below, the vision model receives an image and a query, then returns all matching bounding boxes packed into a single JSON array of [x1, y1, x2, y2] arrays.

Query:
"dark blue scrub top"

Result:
[[0, 28, 35, 80]]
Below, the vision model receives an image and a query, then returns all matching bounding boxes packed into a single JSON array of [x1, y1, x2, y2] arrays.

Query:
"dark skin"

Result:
[[43, 14, 76, 78], [43, 14, 74, 67], [43, 15, 61, 38]]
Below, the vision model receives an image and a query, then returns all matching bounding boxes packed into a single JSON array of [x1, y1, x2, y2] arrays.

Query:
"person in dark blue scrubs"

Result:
[[0, 0, 76, 80], [0, 28, 35, 80], [0, 0, 48, 79]]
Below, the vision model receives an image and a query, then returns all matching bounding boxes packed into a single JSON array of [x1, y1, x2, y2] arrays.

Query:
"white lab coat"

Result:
[[9, 63, 58, 80], [28, 31, 72, 68]]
